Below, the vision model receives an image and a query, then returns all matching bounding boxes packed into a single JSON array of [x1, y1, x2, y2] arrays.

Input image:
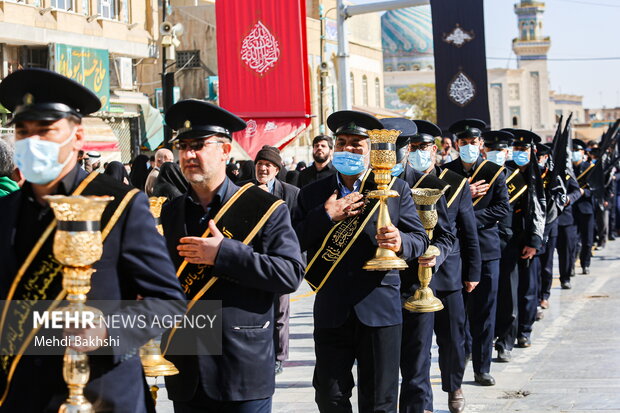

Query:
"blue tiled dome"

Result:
[[381, 6, 434, 72]]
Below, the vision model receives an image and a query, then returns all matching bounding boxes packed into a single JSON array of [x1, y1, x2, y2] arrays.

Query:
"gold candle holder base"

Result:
[[140, 339, 179, 377], [404, 187, 448, 314]]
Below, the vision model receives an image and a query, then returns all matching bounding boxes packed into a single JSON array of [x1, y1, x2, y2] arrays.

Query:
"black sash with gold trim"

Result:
[[470, 160, 505, 207], [162, 184, 283, 355], [506, 168, 528, 205], [304, 171, 395, 292], [438, 169, 467, 208], [0, 173, 139, 406], [175, 184, 284, 302], [577, 163, 595, 189]]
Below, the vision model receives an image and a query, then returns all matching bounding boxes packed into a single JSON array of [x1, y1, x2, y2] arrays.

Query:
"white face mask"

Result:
[[14, 128, 76, 185]]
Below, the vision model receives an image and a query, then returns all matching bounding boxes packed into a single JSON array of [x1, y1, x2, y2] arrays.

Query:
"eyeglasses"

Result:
[[173, 139, 223, 151]]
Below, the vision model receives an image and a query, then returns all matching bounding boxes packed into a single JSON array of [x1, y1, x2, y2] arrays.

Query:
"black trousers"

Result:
[[575, 210, 594, 268], [556, 224, 577, 283], [539, 233, 558, 301], [496, 239, 520, 352], [518, 255, 539, 340], [399, 310, 433, 413], [314, 312, 401, 413], [434, 290, 466, 393], [466, 259, 500, 374]]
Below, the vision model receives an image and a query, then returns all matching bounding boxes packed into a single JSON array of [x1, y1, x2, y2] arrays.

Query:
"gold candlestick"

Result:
[[403, 188, 447, 313], [45, 195, 113, 413], [363, 129, 408, 271], [141, 197, 178, 404]]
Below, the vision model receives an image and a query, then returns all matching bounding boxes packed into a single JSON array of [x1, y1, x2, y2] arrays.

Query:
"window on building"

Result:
[[82, 0, 89, 15], [51, 0, 73, 11], [375, 78, 381, 107], [509, 83, 520, 100], [555, 109, 563, 123], [510, 106, 521, 128], [362, 75, 368, 106], [24, 47, 49, 69], [99, 0, 116, 19], [349, 72, 355, 105], [176, 51, 201, 69]]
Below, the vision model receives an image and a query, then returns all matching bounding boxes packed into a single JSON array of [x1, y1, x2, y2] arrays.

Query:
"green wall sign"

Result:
[[54, 44, 110, 111]]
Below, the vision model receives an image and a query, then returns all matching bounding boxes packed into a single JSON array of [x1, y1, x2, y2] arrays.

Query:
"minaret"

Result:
[[512, 1, 551, 62], [512, 1, 551, 130]]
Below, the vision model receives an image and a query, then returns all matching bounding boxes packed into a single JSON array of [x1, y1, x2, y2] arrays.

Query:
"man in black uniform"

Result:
[[381, 118, 457, 413], [536, 144, 581, 302], [293, 110, 430, 413], [571, 139, 595, 274], [444, 121, 510, 382], [297, 135, 336, 188], [395, 118, 480, 413], [495, 130, 546, 353], [161, 100, 305, 412], [0, 68, 186, 412]]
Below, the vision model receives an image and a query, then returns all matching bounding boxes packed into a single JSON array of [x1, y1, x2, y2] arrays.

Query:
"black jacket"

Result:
[[293, 172, 429, 328], [161, 179, 304, 402], [0, 168, 185, 413], [398, 165, 462, 291], [444, 156, 510, 261]]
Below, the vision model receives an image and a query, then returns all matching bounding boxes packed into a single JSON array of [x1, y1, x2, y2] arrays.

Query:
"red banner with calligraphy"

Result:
[[216, 0, 311, 159]]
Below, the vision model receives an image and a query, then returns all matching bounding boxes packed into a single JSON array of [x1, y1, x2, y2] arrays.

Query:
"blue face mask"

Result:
[[513, 150, 530, 166], [486, 150, 506, 166], [459, 144, 479, 163], [333, 151, 367, 176], [391, 162, 405, 177], [14, 131, 76, 185], [571, 151, 583, 163], [408, 150, 432, 172]]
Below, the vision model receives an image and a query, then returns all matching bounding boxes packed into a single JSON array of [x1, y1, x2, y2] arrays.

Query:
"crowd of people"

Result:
[[0, 68, 618, 413]]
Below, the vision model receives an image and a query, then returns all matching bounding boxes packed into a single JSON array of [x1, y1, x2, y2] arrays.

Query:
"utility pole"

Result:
[[336, 0, 429, 110], [162, 0, 174, 149]]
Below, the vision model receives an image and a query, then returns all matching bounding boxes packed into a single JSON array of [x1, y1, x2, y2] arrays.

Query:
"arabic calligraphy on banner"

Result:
[[54, 44, 110, 111], [240, 21, 280, 75]]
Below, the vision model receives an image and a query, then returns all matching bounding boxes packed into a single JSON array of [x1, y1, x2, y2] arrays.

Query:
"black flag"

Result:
[[430, 0, 490, 131]]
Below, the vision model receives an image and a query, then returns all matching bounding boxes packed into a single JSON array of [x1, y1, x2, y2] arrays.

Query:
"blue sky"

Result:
[[352, 0, 620, 109]]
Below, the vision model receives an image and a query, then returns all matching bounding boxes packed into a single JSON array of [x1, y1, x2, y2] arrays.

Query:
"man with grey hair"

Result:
[[0, 138, 20, 197], [145, 147, 174, 195]]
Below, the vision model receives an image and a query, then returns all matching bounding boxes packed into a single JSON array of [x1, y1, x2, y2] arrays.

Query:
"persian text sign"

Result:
[[54, 44, 110, 111], [216, 0, 311, 157]]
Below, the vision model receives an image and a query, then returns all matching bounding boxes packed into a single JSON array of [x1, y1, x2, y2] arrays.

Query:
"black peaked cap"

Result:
[[511, 129, 541, 147], [483, 130, 514, 149], [165, 99, 246, 141], [412, 120, 441, 143], [448, 118, 487, 139], [380, 117, 417, 148], [327, 110, 383, 137], [0, 68, 101, 124]]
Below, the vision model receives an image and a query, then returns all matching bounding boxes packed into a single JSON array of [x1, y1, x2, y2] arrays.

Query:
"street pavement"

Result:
[[154, 239, 620, 412]]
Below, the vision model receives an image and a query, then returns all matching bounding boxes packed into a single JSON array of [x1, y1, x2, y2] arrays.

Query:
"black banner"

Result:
[[430, 0, 490, 130]]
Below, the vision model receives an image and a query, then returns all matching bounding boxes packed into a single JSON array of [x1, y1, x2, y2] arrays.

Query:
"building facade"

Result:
[[382, 1, 585, 141]]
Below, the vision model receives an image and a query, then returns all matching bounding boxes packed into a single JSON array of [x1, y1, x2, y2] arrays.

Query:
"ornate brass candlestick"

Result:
[[141, 197, 178, 403], [403, 188, 447, 313], [45, 195, 113, 413], [363, 129, 408, 271]]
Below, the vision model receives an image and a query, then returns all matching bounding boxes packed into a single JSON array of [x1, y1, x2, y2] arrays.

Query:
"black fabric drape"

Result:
[[430, 0, 491, 130]]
